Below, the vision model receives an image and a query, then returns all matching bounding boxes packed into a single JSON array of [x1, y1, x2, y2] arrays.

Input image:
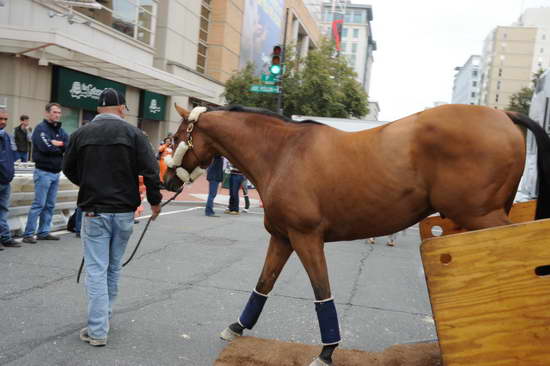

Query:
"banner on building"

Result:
[[332, 13, 344, 52], [139, 90, 166, 121], [239, 0, 285, 74]]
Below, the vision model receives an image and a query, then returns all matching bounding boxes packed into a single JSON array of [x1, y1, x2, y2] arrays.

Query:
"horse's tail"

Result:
[[505, 111, 550, 219]]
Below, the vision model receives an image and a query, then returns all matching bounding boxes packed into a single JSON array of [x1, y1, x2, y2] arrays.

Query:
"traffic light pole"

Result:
[[277, 8, 289, 115]]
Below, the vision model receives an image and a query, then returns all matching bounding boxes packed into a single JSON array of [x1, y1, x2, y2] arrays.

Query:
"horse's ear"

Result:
[[174, 103, 190, 119]]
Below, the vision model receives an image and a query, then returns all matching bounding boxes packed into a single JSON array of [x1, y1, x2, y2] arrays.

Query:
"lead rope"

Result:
[[76, 187, 184, 283]]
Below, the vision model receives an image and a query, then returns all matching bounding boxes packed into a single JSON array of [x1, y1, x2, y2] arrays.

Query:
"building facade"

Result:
[[0, 0, 226, 144], [452, 55, 481, 105], [517, 7, 550, 72], [479, 26, 537, 110], [319, 0, 376, 95], [285, 0, 320, 60]]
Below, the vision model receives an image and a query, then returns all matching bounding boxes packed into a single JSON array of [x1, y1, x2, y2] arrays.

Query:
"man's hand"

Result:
[[150, 204, 161, 220], [51, 139, 64, 147]]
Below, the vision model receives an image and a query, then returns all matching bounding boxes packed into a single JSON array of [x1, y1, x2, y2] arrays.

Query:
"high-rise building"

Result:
[[452, 55, 481, 105], [319, 1, 376, 95], [479, 7, 550, 110]]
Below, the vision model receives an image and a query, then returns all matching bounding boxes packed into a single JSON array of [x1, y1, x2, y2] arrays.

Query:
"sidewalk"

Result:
[[160, 175, 262, 208]]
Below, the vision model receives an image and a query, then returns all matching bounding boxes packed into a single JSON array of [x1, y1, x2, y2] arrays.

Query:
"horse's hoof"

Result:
[[220, 327, 241, 341], [309, 357, 332, 366]]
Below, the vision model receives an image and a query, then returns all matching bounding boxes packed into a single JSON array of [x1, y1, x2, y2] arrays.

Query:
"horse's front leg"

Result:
[[220, 234, 293, 340], [291, 231, 339, 366]]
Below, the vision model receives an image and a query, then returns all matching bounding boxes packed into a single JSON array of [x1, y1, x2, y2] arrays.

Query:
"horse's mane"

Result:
[[208, 105, 324, 126]]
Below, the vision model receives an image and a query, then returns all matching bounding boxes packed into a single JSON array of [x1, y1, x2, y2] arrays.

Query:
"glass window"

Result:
[[138, 8, 153, 30], [353, 29, 359, 38], [197, 0, 210, 74], [471, 92, 476, 98], [344, 11, 352, 23], [351, 43, 357, 53], [341, 42, 347, 52], [472, 70, 478, 77], [75, 0, 157, 46], [61, 106, 80, 135], [472, 81, 477, 87], [353, 10, 362, 23], [342, 27, 348, 38]]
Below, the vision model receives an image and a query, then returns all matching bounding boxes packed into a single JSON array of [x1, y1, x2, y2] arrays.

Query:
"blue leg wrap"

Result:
[[238, 290, 268, 329], [315, 298, 341, 345]]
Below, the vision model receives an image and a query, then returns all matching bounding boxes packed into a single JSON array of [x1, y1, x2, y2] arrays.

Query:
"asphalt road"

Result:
[[0, 203, 436, 366]]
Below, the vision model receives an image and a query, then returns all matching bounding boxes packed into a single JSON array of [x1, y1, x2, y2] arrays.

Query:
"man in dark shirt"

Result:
[[63, 88, 162, 347], [205, 155, 224, 217], [22, 103, 68, 243], [13, 115, 32, 162]]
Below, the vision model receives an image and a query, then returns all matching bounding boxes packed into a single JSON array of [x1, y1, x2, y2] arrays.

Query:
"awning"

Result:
[[0, 25, 217, 99]]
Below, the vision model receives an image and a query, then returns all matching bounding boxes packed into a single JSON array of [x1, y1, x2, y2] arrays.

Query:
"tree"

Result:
[[507, 87, 533, 115], [506, 68, 543, 115], [223, 38, 369, 119]]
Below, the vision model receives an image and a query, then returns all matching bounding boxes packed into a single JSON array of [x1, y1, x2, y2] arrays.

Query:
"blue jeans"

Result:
[[82, 211, 134, 339], [23, 169, 60, 237], [0, 183, 12, 243], [229, 174, 244, 212], [74, 207, 83, 233], [205, 180, 220, 215], [15, 151, 28, 162]]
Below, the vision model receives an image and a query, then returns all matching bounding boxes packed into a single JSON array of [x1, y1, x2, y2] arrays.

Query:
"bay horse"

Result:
[[163, 103, 550, 366]]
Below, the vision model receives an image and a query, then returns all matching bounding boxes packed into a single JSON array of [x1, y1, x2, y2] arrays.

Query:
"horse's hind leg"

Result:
[[220, 235, 293, 340], [290, 231, 339, 366]]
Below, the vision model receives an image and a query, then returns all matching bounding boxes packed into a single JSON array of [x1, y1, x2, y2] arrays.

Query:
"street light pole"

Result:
[[277, 7, 289, 115]]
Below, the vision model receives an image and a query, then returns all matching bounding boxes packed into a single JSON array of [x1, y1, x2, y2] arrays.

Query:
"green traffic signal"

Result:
[[270, 64, 282, 75]]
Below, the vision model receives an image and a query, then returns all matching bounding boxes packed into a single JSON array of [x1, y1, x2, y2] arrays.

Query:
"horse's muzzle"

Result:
[[164, 177, 183, 192]]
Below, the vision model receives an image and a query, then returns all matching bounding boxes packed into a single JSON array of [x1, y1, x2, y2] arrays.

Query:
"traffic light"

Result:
[[269, 45, 282, 76]]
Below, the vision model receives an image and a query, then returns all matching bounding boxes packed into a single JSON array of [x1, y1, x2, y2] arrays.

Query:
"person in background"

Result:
[[63, 88, 162, 347], [0, 108, 21, 249], [240, 177, 251, 213], [22, 103, 68, 244], [205, 155, 224, 217], [158, 137, 173, 182], [225, 161, 244, 215], [13, 115, 32, 162]]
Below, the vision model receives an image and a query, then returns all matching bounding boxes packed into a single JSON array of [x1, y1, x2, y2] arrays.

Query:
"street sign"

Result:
[[261, 73, 279, 84], [250, 84, 280, 93]]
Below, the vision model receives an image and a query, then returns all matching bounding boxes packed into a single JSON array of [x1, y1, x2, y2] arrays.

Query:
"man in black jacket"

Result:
[[13, 115, 31, 162], [22, 103, 68, 243], [63, 88, 162, 347]]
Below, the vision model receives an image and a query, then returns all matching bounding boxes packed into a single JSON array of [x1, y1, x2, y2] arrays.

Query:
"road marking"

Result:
[[138, 206, 204, 220]]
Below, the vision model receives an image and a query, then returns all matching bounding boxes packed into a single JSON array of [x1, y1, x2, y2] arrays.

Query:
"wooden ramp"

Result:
[[214, 336, 441, 366], [419, 200, 536, 241], [420, 218, 550, 366]]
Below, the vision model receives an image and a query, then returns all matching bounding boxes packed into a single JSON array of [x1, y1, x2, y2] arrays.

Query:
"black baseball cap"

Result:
[[98, 88, 129, 110]]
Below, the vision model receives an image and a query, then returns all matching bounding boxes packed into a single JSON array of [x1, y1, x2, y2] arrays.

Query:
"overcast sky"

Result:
[[353, 0, 550, 121]]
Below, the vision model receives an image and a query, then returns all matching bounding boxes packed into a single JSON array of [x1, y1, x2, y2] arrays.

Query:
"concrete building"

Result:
[[517, 7, 550, 72], [452, 55, 481, 104], [479, 26, 537, 110], [0, 0, 225, 144], [319, 0, 376, 95], [285, 0, 321, 60], [479, 8, 550, 110]]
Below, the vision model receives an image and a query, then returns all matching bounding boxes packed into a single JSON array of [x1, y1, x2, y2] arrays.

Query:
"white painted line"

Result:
[[137, 206, 204, 220]]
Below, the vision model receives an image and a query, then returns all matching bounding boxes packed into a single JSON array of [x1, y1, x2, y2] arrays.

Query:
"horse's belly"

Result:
[[322, 206, 433, 242]]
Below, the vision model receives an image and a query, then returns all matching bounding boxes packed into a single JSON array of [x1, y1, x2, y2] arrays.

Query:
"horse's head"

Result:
[[162, 103, 216, 192]]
